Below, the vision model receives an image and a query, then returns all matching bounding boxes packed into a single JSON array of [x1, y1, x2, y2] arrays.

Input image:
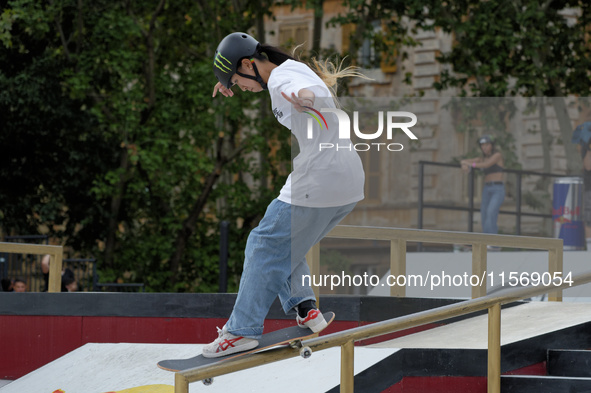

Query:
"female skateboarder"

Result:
[[203, 32, 366, 358]]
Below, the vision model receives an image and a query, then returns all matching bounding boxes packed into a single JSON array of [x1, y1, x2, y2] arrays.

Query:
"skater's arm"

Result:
[[280, 88, 315, 113], [471, 152, 501, 169], [460, 157, 482, 172]]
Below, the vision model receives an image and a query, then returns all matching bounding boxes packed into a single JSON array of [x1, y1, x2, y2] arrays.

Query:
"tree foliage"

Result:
[[4, 0, 591, 291], [0, 0, 289, 292], [423, 0, 591, 174], [331, 0, 591, 171]]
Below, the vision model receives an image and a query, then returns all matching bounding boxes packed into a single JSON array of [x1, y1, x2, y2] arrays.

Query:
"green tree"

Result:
[[331, 0, 591, 172], [0, 0, 290, 292], [0, 1, 112, 252], [331, 0, 591, 224], [426, 0, 591, 174], [421, 0, 591, 224]]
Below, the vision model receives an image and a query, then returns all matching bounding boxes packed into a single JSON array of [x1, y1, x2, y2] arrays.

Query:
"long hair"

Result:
[[255, 44, 371, 98], [256, 44, 295, 66]]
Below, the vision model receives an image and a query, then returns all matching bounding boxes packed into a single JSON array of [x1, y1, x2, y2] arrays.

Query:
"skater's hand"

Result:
[[281, 91, 315, 113], [213, 82, 234, 98], [460, 160, 471, 173]]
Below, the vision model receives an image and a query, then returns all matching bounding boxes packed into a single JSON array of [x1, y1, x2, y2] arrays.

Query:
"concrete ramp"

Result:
[[4, 303, 590, 393], [0, 342, 399, 393], [370, 302, 591, 349]]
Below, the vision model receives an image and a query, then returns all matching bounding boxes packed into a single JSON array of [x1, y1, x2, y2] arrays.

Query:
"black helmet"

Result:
[[214, 32, 261, 89], [478, 135, 494, 145]]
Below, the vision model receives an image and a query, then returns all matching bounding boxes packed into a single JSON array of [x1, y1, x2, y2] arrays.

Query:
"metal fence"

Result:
[[0, 235, 144, 292], [417, 160, 568, 235]]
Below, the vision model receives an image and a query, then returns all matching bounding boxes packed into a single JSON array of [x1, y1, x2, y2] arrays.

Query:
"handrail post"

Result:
[[472, 244, 487, 298], [487, 303, 501, 393], [306, 243, 321, 304], [548, 244, 564, 302], [48, 250, 63, 293], [390, 239, 406, 297], [341, 340, 355, 393], [175, 372, 189, 393]]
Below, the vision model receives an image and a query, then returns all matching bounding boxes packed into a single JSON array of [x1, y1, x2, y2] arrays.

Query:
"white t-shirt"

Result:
[[267, 60, 365, 208]]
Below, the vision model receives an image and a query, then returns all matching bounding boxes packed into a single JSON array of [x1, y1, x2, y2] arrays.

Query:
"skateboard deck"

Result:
[[157, 311, 335, 372]]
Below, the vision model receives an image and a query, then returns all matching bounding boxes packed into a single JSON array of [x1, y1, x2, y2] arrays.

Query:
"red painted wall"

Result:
[[383, 377, 487, 393], [0, 315, 358, 380], [380, 363, 547, 393], [1, 314, 548, 391], [2, 316, 84, 379]]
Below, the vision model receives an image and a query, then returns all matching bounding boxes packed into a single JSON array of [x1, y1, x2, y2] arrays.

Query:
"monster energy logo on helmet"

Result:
[[213, 32, 261, 89], [214, 53, 232, 74]]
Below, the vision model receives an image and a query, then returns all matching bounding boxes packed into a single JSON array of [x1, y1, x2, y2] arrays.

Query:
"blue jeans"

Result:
[[481, 183, 505, 234], [226, 199, 356, 339]]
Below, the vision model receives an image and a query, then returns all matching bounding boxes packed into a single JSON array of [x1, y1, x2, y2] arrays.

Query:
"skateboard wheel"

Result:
[[300, 346, 312, 359], [203, 377, 214, 385]]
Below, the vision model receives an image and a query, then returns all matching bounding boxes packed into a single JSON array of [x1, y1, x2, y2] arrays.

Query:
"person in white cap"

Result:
[[461, 135, 505, 239]]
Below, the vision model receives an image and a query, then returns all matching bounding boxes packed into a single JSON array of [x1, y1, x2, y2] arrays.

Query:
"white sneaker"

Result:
[[296, 309, 328, 333], [201, 326, 259, 358]]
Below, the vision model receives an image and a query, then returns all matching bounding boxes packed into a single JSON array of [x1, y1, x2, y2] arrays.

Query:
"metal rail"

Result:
[[0, 242, 63, 293], [309, 225, 563, 300], [417, 160, 568, 237], [174, 225, 575, 393], [175, 270, 591, 393]]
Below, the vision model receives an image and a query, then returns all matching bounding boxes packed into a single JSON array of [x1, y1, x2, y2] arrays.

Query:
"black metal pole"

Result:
[[219, 221, 229, 293], [0, 253, 6, 289], [468, 168, 475, 232], [418, 162, 425, 251], [418, 161, 424, 230], [92, 260, 98, 292], [515, 173, 522, 236]]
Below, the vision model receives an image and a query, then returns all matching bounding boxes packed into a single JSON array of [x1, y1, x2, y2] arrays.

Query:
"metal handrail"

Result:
[[0, 242, 63, 293], [417, 160, 569, 237], [175, 271, 591, 393], [311, 225, 563, 299]]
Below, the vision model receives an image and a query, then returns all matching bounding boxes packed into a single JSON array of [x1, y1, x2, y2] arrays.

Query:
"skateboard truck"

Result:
[[289, 339, 313, 359], [200, 341, 312, 386]]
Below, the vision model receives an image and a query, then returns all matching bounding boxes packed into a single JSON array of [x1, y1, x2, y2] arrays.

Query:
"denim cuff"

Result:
[[226, 325, 264, 340]]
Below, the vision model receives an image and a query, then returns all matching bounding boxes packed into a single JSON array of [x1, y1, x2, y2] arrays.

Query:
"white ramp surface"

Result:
[[371, 302, 591, 350], [0, 343, 399, 393]]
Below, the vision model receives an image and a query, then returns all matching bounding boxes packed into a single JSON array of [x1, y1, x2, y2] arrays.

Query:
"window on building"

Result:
[[341, 20, 397, 73], [279, 24, 310, 52]]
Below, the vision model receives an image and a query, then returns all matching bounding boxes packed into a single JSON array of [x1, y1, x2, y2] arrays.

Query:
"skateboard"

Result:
[[157, 311, 335, 383]]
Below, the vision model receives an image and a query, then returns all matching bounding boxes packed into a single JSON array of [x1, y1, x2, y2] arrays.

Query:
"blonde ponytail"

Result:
[[309, 57, 371, 97], [290, 45, 371, 100]]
